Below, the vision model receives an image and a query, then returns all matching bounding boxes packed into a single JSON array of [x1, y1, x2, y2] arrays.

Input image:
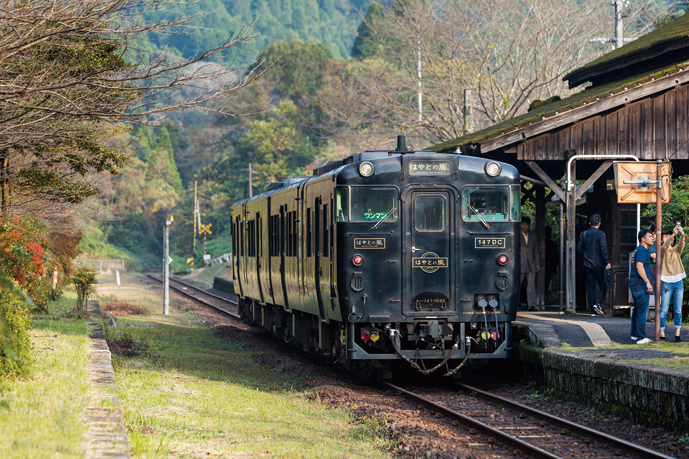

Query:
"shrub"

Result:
[[101, 296, 149, 316], [0, 275, 32, 379], [0, 217, 65, 310], [71, 264, 97, 316]]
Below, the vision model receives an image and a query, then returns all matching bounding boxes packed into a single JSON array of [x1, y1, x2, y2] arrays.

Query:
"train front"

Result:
[[334, 147, 520, 376]]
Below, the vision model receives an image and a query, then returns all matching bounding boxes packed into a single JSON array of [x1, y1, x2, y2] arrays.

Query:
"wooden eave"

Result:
[[566, 38, 689, 88], [431, 66, 689, 156], [564, 12, 689, 88]]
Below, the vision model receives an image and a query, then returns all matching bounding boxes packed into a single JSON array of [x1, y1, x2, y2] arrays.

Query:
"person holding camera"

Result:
[[659, 222, 686, 342]]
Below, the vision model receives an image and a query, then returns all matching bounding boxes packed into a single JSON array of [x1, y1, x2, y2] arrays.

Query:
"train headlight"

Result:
[[497, 254, 508, 266], [359, 161, 375, 177], [352, 255, 364, 267], [485, 161, 502, 177]]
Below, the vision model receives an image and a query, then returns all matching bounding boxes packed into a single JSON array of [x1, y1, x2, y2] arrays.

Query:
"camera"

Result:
[[677, 221, 682, 227]]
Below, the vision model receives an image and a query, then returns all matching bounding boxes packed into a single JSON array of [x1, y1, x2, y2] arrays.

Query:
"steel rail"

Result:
[[146, 274, 240, 319], [455, 382, 674, 459], [382, 381, 560, 459]]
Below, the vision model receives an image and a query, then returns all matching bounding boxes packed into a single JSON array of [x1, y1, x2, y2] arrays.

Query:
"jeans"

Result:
[[584, 266, 606, 312], [630, 284, 650, 339], [660, 280, 684, 329]]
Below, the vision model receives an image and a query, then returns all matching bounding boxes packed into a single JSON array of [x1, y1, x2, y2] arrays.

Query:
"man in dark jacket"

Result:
[[577, 214, 612, 316], [520, 216, 539, 310]]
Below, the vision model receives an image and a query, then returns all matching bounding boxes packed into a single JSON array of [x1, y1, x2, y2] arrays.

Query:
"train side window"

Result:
[[292, 212, 298, 257], [257, 214, 261, 258], [335, 187, 349, 222], [307, 209, 312, 257], [323, 204, 329, 257], [287, 212, 293, 256], [240, 219, 244, 257], [414, 195, 446, 232], [350, 186, 399, 222], [462, 187, 512, 222]]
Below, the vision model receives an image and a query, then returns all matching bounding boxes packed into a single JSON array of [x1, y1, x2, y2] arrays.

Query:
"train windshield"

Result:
[[462, 186, 520, 222], [345, 186, 399, 223]]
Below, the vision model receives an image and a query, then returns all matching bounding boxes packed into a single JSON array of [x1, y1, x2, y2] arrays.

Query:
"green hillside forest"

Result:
[[77, 0, 687, 272]]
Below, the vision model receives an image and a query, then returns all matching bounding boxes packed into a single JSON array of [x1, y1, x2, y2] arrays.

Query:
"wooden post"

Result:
[[559, 202, 565, 311], [654, 160, 662, 342], [566, 162, 577, 313], [535, 185, 546, 309]]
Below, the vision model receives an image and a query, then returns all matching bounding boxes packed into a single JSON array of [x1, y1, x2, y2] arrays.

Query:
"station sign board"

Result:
[[613, 162, 671, 204]]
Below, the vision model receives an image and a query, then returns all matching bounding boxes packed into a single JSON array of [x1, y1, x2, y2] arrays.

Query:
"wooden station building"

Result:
[[430, 14, 689, 314]]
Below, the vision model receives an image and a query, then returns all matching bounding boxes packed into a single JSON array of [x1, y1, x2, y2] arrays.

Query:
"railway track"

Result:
[[146, 274, 240, 319], [144, 276, 674, 458], [383, 382, 674, 459]]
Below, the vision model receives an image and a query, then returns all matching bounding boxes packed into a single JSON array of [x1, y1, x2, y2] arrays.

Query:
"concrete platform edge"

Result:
[[85, 299, 130, 458], [515, 343, 689, 433]]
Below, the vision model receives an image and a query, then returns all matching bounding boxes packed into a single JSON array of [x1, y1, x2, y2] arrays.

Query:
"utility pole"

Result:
[[417, 39, 422, 122], [163, 214, 174, 315], [193, 180, 197, 254], [613, 0, 624, 49], [248, 162, 253, 197], [590, 1, 634, 49], [463, 89, 473, 134]]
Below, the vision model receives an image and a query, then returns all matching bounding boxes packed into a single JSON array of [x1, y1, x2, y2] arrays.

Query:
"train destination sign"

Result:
[[474, 237, 506, 249], [409, 160, 452, 176], [354, 238, 386, 249]]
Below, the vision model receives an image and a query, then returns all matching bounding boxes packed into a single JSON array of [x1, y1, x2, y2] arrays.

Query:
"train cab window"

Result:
[[350, 187, 399, 222], [510, 186, 521, 221], [414, 195, 446, 232], [462, 187, 516, 222], [335, 187, 349, 222]]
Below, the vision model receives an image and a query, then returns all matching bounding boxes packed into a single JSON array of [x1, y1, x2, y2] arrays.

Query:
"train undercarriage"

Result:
[[237, 297, 512, 377]]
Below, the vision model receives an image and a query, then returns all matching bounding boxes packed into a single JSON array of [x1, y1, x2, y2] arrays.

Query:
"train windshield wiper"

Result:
[[470, 206, 491, 230], [372, 206, 397, 230]]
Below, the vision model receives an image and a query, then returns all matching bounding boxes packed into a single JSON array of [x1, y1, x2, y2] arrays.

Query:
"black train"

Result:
[[231, 136, 520, 377]]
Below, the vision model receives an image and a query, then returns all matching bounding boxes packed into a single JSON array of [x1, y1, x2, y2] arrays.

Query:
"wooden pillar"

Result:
[[535, 185, 546, 309], [566, 163, 577, 313]]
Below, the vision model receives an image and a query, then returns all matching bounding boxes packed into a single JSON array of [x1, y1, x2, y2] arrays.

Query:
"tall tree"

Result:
[[351, 2, 385, 59], [321, 0, 675, 149], [0, 0, 261, 215]]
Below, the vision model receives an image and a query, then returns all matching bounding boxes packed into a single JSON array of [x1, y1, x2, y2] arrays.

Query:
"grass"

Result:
[[98, 274, 391, 458], [549, 338, 689, 371], [183, 262, 232, 289], [0, 288, 91, 458]]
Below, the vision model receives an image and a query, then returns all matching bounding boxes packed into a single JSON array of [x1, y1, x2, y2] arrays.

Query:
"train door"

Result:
[[403, 189, 455, 314], [279, 206, 289, 310], [314, 197, 326, 321], [239, 210, 249, 294], [233, 213, 244, 296], [318, 197, 332, 320], [256, 212, 265, 304]]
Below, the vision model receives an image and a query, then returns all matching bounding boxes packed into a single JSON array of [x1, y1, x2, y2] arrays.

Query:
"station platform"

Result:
[[513, 307, 689, 434], [515, 306, 685, 348]]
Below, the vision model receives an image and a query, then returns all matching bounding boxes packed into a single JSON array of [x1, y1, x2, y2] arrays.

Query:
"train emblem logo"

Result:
[[412, 252, 448, 273]]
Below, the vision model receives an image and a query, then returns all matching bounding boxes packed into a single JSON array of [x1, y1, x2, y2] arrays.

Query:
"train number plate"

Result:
[[354, 238, 386, 249], [413, 292, 449, 311], [409, 160, 452, 176], [474, 237, 505, 249]]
